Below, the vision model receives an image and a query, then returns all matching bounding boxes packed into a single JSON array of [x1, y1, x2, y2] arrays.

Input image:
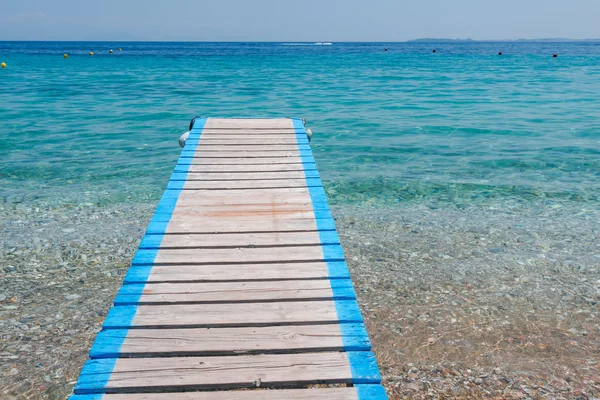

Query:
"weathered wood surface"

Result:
[[203, 118, 294, 129], [190, 145, 307, 151], [179, 171, 313, 180], [178, 157, 307, 165], [135, 246, 338, 265], [70, 118, 385, 400], [179, 179, 313, 190], [162, 218, 323, 234], [197, 137, 305, 144], [124, 262, 349, 283], [167, 208, 322, 222], [181, 163, 316, 172], [75, 352, 380, 392], [114, 279, 354, 305], [173, 187, 317, 203], [141, 231, 336, 248], [90, 324, 369, 357], [104, 300, 359, 328], [70, 387, 368, 400], [183, 151, 304, 159]]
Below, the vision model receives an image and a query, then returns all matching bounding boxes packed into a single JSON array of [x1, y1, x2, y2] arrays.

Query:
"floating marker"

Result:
[[89, 51, 94, 56], [553, 53, 558, 58], [118, 48, 122, 51], [498, 51, 503, 55], [432, 49, 436, 53], [64, 54, 69, 59], [384, 48, 388, 51], [1, 62, 6, 68], [109, 49, 113, 53]]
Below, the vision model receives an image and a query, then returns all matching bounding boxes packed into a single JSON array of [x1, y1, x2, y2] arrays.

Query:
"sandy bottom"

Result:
[[1, 200, 598, 399]]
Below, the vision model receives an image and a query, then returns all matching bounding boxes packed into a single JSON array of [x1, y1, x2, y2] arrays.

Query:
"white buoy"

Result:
[[306, 128, 313, 142], [179, 131, 190, 148]]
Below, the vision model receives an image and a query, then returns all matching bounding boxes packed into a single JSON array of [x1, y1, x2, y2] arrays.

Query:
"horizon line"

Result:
[[1, 38, 600, 43]]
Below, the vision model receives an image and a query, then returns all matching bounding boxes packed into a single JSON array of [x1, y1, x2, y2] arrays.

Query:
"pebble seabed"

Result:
[[1, 197, 599, 399]]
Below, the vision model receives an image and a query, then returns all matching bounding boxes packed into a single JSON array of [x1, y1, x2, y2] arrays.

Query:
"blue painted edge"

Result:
[[68, 395, 104, 400], [348, 352, 383, 384], [355, 384, 389, 399], [294, 119, 384, 391], [74, 359, 118, 394], [102, 306, 138, 329], [88, 330, 128, 358], [73, 118, 207, 394]]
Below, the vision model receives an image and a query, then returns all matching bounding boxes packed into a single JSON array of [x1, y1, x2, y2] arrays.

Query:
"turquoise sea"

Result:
[[1, 41, 599, 207]]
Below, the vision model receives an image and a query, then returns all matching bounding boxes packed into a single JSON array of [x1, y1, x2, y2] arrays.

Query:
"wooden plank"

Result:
[[133, 244, 343, 265], [168, 202, 317, 212], [161, 218, 332, 234], [190, 145, 307, 151], [124, 262, 351, 283], [182, 151, 303, 158], [114, 279, 355, 305], [178, 157, 307, 165], [140, 231, 338, 249], [204, 118, 294, 129], [74, 351, 381, 393], [167, 208, 325, 221], [174, 187, 315, 203], [90, 324, 370, 358], [178, 164, 317, 173], [176, 179, 318, 190], [71, 387, 360, 400], [177, 171, 314, 180], [103, 300, 362, 329], [193, 132, 301, 137], [70, 386, 388, 400], [195, 137, 305, 144]]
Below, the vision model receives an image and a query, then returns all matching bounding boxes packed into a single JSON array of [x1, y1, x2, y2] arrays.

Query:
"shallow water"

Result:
[[1, 42, 600, 398]]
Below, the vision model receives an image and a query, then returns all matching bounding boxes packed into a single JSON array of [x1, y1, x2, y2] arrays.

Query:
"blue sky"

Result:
[[1, 0, 599, 41]]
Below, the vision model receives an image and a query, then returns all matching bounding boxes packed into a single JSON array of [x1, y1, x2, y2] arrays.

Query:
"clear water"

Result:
[[1, 41, 599, 207]]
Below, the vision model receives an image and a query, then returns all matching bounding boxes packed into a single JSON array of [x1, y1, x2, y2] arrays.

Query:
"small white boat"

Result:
[[314, 42, 333, 45]]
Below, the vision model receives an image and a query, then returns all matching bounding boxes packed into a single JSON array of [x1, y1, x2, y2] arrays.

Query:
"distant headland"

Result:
[[407, 38, 600, 43]]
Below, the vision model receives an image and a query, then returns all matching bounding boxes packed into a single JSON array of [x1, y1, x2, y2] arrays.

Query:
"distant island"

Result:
[[407, 38, 600, 43]]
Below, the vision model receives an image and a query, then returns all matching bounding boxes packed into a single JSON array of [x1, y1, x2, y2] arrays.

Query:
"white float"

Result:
[[178, 131, 190, 148]]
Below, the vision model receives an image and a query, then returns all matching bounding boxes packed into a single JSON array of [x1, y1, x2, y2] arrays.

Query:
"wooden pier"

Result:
[[70, 118, 387, 399]]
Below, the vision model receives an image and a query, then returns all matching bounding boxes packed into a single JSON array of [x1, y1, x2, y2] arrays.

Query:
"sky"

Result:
[[1, 0, 599, 42]]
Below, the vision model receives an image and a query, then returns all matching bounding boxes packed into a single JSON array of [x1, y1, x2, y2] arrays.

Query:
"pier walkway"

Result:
[[70, 118, 387, 399]]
